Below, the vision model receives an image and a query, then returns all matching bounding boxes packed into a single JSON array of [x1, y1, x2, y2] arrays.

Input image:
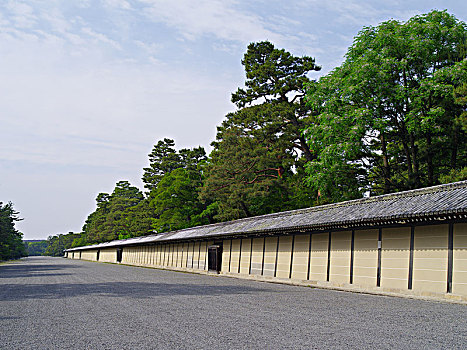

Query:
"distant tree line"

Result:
[[0, 202, 26, 261], [43, 233, 81, 257], [46, 10, 466, 253], [24, 240, 48, 256]]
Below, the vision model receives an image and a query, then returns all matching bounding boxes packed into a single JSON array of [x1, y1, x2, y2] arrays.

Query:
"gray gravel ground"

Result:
[[0, 257, 466, 350]]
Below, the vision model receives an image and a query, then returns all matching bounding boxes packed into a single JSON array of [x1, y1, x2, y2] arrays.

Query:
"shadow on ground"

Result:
[[0, 281, 269, 301], [0, 263, 77, 279]]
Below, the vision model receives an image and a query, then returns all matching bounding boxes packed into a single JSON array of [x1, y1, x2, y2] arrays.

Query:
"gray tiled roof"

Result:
[[66, 181, 467, 251]]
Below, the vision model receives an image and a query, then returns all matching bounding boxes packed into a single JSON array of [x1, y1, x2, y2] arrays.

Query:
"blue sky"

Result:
[[1, 0, 466, 240]]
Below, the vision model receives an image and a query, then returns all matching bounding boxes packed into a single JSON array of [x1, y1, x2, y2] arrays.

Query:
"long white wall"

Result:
[[68, 222, 467, 301]]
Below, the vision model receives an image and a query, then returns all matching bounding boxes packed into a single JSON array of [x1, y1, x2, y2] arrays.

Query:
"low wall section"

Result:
[[80, 249, 98, 262]]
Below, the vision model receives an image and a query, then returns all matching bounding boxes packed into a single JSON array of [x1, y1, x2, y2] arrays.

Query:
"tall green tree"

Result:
[[0, 202, 26, 260], [202, 41, 320, 220], [142, 138, 207, 193], [142, 139, 182, 192], [148, 142, 208, 232], [231, 41, 321, 163], [305, 10, 467, 201], [82, 181, 152, 243]]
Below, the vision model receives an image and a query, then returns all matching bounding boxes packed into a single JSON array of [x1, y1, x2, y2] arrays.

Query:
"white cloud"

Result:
[[41, 7, 72, 34], [5, 0, 37, 28], [135, 40, 162, 56], [77, 0, 92, 9], [81, 27, 122, 50], [0, 34, 232, 168], [103, 0, 133, 10], [0, 11, 10, 26], [138, 0, 286, 43]]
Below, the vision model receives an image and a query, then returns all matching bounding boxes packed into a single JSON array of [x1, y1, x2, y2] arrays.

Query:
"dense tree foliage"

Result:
[[81, 181, 152, 243], [58, 10, 466, 251], [142, 138, 206, 192], [231, 41, 321, 163], [150, 167, 208, 232], [142, 139, 183, 192], [305, 10, 467, 201], [57, 140, 208, 249], [145, 140, 208, 232], [0, 202, 26, 261]]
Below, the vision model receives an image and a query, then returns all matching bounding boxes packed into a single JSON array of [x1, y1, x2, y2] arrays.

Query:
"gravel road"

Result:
[[0, 256, 466, 349]]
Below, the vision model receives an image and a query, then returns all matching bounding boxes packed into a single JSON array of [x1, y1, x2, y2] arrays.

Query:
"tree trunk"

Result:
[[426, 133, 434, 186], [240, 201, 251, 217], [398, 122, 413, 189], [298, 135, 315, 162], [409, 132, 420, 188], [288, 111, 316, 162], [380, 132, 391, 193], [451, 127, 458, 169]]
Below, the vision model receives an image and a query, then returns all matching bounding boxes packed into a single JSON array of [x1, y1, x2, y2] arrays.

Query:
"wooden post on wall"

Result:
[[261, 237, 265, 276], [307, 233, 312, 280], [350, 230, 355, 284], [326, 232, 331, 282], [158, 245, 162, 265], [228, 239, 232, 272], [238, 239, 243, 274], [249, 238, 253, 275], [176, 243, 179, 267], [408, 226, 415, 290], [171, 244, 175, 266], [377, 228, 382, 287], [447, 223, 454, 293], [197, 242, 201, 269], [205, 242, 209, 270], [192, 242, 195, 268], [274, 236, 280, 277], [289, 235, 295, 279]]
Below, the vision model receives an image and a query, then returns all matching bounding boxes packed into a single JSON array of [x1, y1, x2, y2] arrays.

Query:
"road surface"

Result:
[[1, 256, 466, 349]]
